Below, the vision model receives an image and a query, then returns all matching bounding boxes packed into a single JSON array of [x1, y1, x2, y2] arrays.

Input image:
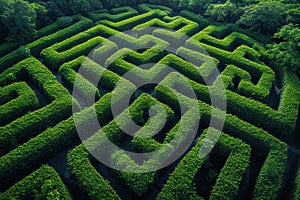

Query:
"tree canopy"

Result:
[[267, 23, 300, 74], [237, 2, 287, 35], [0, 0, 37, 42]]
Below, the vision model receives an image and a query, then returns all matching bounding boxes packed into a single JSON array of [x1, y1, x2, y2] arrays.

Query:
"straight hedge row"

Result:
[[0, 165, 71, 199], [0, 46, 30, 73], [0, 42, 20, 58]]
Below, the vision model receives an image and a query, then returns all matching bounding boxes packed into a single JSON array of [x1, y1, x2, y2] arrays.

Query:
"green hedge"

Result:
[[176, 47, 219, 81], [96, 9, 168, 31], [0, 82, 39, 126], [186, 31, 272, 81], [185, 38, 300, 135], [180, 10, 271, 44], [292, 163, 300, 200], [180, 10, 210, 29], [41, 24, 118, 70], [133, 15, 199, 37], [0, 46, 30, 73], [0, 57, 78, 154], [27, 15, 93, 57], [157, 128, 251, 200], [192, 25, 263, 52], [0, 165, 71, 200], [68, 145, 121, 200], [218, 64, 272, 101], [137, 4, 173, 14], [0, 42, 20, 58], [59, 56, 126, 102], [106, 43, 217, 86], [68, 94, 177, 196], [87, 6, 138, 22], [155, 72, 288, 199], [0, 62, 135, 181]]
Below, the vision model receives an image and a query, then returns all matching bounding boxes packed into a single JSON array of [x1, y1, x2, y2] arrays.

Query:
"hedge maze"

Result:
[[0, 4, 299, 200]]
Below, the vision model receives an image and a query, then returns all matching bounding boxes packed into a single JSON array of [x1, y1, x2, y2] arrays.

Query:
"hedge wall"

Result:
[[87, 6, 138, 22], [0, 82, 39, 126], [0, 165, 71, 200], [157, 128, 251, 200], [0, 57, 78, 154]]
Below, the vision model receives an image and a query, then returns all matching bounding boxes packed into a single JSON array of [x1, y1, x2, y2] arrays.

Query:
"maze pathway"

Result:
[[0, 4, 299, 200]]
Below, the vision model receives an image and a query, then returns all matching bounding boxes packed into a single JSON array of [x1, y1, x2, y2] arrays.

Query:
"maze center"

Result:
[[0, 3, 300, 200]]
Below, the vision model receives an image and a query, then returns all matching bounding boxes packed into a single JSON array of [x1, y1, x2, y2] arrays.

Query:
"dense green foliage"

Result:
[[267, 23, 300, 73], [0, 2, 299, 200], [0, 165, 71, 199], [0, 0, 37, 42]]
